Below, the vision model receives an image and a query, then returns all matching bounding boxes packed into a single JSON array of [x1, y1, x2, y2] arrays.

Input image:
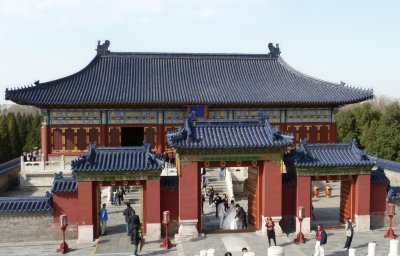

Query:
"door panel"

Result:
[[247, 168, 259, 227], [340, 178, 354, 223]]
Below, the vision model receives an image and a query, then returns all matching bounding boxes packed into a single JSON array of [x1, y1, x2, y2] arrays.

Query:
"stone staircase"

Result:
[[204, 168, 229, 198]]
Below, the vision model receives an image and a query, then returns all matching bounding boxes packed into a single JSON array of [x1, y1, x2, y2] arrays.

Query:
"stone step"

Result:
[[20, 176, 54, 188]]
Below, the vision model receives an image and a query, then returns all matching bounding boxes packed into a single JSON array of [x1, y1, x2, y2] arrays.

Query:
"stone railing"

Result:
[[20, 155, 72, 176], [225, 169, 234, 200], [20, 155, 72, 187]]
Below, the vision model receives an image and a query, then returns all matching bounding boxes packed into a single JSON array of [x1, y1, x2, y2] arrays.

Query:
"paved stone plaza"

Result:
[[0, 182, 397, 255]]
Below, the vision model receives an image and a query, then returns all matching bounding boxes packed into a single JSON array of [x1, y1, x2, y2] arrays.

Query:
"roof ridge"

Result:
[[103, 51, 278, 60]]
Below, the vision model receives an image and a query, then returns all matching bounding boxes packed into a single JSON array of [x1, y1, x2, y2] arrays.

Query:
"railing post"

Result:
[[40, 158, 45, 170], [367, 242, 376, 256], [60, 155, 65, 171], [348, 248, 356, 256], [268, 246, 284, 256], [389, 239, 399, 256]]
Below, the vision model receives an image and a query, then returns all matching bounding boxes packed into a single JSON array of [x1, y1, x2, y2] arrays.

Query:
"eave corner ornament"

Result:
[[267, 42, 281, 58], [96, 40, 110, 56]]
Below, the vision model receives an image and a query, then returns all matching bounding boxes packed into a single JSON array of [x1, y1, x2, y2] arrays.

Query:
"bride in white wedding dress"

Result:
[[222, 200, 238, 230]]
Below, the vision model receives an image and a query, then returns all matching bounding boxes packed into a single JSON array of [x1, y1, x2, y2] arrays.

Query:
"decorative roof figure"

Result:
[[96, 40, 110, 56], [267, 43, 281, 58]]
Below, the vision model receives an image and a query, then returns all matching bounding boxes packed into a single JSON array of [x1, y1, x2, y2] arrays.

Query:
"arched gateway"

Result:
[[167, 113, 293, 239]]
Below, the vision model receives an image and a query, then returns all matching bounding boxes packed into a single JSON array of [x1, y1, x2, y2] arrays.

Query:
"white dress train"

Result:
[[222, 204, 238, 230]]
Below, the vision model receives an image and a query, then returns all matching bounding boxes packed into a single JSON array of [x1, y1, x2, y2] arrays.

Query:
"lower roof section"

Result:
[[72, 143, 164, 175], [0, 192, 52, 212]]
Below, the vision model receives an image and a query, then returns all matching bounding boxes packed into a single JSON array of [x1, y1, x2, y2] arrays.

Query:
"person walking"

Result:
[[219, 167, 226, 180], [214, 194, 222, 218], [344, 218, 355, 251], [123, 203, 134, 236], [314, 224, 327, 256], [128, 211, 141, 256], [207, 187, 215, 206], [99, 203, 108, 235], [113, 189, 118, 205], [266, 217, 276, 247]]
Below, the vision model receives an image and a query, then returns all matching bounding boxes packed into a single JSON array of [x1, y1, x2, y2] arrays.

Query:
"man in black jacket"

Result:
[[128, 212, 141, 255], [123, 203, 134, 235], [235, 204, 247, 229]]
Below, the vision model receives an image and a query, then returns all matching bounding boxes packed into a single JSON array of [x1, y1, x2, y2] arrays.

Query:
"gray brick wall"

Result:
[[0, 167, 19, 194], [0, 212, 78, 242]]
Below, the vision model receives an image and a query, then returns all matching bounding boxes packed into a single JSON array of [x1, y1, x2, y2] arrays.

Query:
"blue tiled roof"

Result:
[[0, 192, 52, 212], [371, 168, 390, 185], [288, 140, 376, 168], [0, 158, 20, 175], [5, 42, 373, 107], [72, 143, 164, 173], [376, 158, 400, 172], [167, 113, 293, 149], [51, 172, 77, 193], [387, 186, 400, 201]]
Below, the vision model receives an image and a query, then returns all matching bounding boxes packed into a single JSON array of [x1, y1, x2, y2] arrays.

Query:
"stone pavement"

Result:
[[1, 228, 397, 255], [1, 181, 398, 255]]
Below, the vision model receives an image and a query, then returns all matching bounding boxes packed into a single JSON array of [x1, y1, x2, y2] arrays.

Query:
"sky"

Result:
[[1, 0, 400, 104]]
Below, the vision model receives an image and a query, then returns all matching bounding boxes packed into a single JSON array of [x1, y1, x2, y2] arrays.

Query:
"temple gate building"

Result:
[[5, 41, 388, 242]]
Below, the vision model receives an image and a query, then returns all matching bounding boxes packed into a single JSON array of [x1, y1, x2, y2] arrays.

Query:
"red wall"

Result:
[[354, 175, 371, 215], [261, 161, 282, 217], [370, 183, 387, 213], [296, 176, 311, 217], [52, 192, 79, 223], [160, 189, 179, 221], [179, 162, 200, 220], [282, 186, 296, 216], [145, 180, 161, 223]]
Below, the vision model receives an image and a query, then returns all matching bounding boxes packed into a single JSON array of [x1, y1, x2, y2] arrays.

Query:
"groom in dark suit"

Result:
[[235, 203, 247, 229]]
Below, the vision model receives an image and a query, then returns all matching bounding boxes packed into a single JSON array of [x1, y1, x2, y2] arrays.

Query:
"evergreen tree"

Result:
[[7, 112, 22, 157], [0, 118, 12, 163], [23, 115, 41, 152], [374, 103, 400, 161]]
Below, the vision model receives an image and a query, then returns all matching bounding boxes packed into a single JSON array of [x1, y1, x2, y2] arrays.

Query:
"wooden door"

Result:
[[340, 178, 354, 223], [247, 167, 259, 227]]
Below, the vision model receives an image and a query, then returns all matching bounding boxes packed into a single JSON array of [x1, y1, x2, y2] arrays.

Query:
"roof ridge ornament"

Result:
[[267, 43, 281, 58], [96, 40, 110, 56]]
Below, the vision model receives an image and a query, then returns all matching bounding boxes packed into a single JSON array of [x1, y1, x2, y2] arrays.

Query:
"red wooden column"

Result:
[[354, 174, 371, 231], [41, 125, 50, 161], [261, 161, 282, 233], [144, 179, 161, 240], [296, 176, 311, 233], [77, 181, 95, 242], [176, 161, 200, 241], [156, 124, 164, 154], [100, 111, 108, 147]]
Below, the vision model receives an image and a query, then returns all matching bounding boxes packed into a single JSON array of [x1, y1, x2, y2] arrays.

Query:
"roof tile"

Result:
[[5, 51, 373, 107]]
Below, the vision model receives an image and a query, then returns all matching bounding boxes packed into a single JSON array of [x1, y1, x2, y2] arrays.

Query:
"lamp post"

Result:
[[384, 203, 396, 239], [294, 206, 306, 244], [160, 211, 171, 249], [57, 214, 70, 253]]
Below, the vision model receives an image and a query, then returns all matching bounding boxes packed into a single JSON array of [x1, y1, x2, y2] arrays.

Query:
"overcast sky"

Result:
[[1, 0, 399, 104]]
